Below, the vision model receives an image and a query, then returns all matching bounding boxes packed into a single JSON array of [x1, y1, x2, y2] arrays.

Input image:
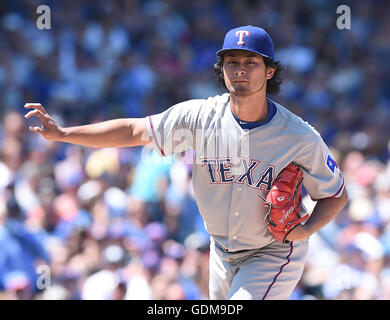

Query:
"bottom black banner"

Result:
[[0, 299, 379, 319]]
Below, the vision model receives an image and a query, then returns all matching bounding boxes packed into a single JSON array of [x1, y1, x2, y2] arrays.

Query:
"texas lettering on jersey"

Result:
[[201, 157, 275, 191]]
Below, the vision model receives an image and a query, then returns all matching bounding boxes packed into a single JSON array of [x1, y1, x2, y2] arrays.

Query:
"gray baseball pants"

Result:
[[209, 239, 309, 300]]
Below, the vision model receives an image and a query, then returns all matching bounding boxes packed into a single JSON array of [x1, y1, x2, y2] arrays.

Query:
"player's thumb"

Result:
[[29, 126, 44, 135]]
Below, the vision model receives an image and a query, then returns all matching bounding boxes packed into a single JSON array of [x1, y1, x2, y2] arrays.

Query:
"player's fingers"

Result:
[[24, 103, 47, 114], [28, 126, 44, 134], [24, 109, 45, 120]]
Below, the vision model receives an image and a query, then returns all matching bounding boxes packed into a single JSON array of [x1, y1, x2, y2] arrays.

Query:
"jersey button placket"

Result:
[[229, 160, 244, 249], [240, 133, 249, 157]]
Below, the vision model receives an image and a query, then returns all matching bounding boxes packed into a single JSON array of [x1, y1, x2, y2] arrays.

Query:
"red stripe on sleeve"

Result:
[[148, 116, 166, 157]]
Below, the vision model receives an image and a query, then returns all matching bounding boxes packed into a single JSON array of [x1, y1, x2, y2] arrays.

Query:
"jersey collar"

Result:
[[231, 98, 277, 130]]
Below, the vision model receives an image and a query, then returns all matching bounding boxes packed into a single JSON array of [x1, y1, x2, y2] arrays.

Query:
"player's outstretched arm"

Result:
[[24, 103, 151, 148]]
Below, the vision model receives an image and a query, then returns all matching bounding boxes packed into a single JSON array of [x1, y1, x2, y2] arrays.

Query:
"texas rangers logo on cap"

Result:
[[236, 30, 250, 45]]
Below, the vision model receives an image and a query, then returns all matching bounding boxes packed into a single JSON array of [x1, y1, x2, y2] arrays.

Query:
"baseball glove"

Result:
[[259, 162, 309, 243]]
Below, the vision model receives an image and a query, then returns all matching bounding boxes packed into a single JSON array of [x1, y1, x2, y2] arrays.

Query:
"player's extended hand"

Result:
[[24, 103, 64, 141]]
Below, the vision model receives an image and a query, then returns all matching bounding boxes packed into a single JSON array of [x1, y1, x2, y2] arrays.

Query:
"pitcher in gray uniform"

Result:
[[25, 25, 348, 300]]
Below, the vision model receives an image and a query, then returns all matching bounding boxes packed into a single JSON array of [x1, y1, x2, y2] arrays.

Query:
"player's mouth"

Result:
[[232, 79, 249, 84]]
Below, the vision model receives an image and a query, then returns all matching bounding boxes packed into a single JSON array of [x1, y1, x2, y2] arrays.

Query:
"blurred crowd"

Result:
[[1, 0, 390, 300]]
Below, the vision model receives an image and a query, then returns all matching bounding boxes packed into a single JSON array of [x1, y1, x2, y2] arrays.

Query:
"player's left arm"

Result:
[[285, 187, 348, 242]]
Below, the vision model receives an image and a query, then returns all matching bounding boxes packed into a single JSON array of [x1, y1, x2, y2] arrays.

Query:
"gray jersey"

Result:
[[146, 93, 344, 252]]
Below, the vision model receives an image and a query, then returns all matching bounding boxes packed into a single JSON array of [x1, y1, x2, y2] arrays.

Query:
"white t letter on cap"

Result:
[[235, 30, 250, 45]]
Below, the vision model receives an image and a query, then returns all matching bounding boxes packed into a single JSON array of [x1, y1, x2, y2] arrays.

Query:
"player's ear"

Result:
[[266, 66, 276, 80]]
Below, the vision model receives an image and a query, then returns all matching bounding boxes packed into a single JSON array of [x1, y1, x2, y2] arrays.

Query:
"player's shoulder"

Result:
[[181, 93, 230, 120], [160, 93, 228, 127], [273, 100, 321, 138], [200, 92, 230, 112], [172, 93, 229, 112]]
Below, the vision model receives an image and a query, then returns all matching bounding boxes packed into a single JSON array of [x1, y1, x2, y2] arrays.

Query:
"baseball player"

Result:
[[25, 25, 348, 300]]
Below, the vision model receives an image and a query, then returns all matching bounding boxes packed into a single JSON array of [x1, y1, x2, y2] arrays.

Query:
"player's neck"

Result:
[[229, 91, 269, 122]]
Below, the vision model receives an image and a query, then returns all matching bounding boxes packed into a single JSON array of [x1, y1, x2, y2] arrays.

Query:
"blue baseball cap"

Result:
[[216, 25, 274, 60]]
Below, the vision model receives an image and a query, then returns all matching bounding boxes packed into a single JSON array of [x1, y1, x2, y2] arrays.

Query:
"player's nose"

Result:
[[234, 68, 246, 76]]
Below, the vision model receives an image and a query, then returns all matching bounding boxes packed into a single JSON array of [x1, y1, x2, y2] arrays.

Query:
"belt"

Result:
[[213, 239, 252, 254]]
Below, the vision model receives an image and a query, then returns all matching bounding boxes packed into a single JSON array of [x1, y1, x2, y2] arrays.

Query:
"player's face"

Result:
[[223, 50, 272, 97]]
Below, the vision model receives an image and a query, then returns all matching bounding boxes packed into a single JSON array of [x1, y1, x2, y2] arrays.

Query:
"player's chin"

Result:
[[230, 87, 252, 97]]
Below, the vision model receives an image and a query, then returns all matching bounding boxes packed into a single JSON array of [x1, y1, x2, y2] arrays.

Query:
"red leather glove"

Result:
[[260, 163, 309, 243]]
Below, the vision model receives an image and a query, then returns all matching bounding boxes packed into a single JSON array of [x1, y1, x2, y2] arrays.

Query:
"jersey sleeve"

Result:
[[145, 99, 202, 156], [298, 134, 344, 201]]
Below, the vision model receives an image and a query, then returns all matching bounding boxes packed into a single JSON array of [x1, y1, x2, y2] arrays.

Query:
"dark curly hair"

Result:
[[213, 54, 284, 96]]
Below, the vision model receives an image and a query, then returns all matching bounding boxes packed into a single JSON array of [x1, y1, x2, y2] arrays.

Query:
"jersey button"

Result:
[[237, 187, 242, 192], [232, 235, 238, 240], [234, 211, 240, 216]]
